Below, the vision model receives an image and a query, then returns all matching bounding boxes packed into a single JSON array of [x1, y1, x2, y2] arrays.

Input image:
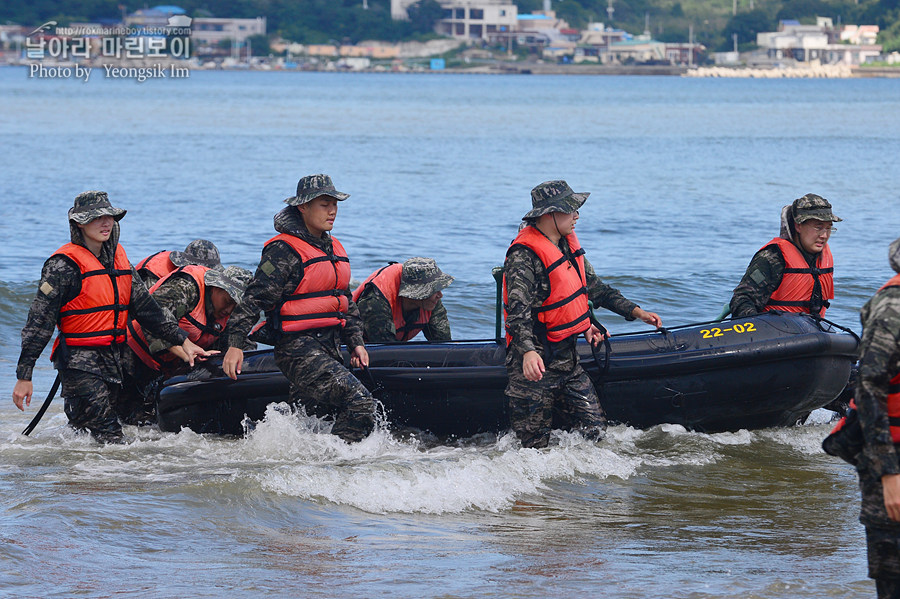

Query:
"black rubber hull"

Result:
[[156, 313, 859, 437]]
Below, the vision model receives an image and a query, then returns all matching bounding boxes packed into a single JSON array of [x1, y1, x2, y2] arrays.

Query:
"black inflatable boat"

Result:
[[155, 312, 859, 437]]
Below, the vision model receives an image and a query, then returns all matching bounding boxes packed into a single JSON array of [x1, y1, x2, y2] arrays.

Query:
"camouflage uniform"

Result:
[[730, 194, 840, 318], [16, 192, 187, 442], [855, 238, 900, 593], [227, 175, 375, 443], [504, 180, 642, 448], [355, 257, 454, 343], [120, 265, 253, 424]]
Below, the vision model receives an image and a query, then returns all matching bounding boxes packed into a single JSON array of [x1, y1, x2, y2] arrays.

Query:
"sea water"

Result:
[[0, 68, 898, 597]]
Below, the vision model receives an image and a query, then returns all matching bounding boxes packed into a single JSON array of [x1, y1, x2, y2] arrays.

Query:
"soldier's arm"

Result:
[[226, 242, 299, 348], [423, 300, 451, 341], [857, 289, 900, 479], [583, 256, 638, 320], [355, 287, 398, 343], [129, 267, 188, 348], [504, 247, 542, 356], [16, 256, 80, 381], [341, 293, 366, 351], [730, 247, 784, 318], [142, 274, 200, 354]]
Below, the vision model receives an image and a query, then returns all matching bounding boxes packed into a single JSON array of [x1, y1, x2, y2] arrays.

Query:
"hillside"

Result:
[[1, 0, 897, 52]]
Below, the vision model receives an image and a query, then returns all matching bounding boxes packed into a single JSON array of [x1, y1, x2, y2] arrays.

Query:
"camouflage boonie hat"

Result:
[[890, 237, 900, 274], [67, 191, 126, 225], [523, 180, 590, 221], [204, 265, 252, 304], [398, 257, 454, 300], [284, 174, 350, 206], [792, 193, 842, 223], [170, 239, 222, 269]]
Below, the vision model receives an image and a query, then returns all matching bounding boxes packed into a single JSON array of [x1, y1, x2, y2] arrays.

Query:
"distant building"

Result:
[[125, 5, 187, 29], [391, 0, 517, 40], [191, 18, 267, 45], [756, 19, 881, 65]]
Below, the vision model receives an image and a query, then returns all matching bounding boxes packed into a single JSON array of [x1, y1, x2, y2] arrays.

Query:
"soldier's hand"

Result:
[[585, 324, 607, 346], [350, 346, 369, 369], [884, 474, 900, 522], [522, 350, 545, 382], [13, 379, 33, 411], [181, 339, 218, 367], [223, 347, 244, 380], [633, 307, 662, 328]]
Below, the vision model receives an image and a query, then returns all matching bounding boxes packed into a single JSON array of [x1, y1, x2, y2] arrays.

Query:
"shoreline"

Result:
[[4, 60, 900, 78]]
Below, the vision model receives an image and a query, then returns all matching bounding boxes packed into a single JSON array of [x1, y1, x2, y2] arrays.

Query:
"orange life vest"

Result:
[[136, 250, 176, 281], [352, 263, 432, 341], [127, 265, 228, 371], [266, 233, 351, 332], [829, 274, 900, 442], [763, 237, 834, 317], [503, 226, 591, 346], [51, 243, 132, 358]]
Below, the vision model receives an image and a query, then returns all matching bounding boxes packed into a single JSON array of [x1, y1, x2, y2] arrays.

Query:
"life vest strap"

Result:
[[59, 303, 130, 317], [546, 310, 590, 333], [285, 289, 345, 301], [783, 266, 833, 275], [302, 255, 350, 268], [82, 267, 133, 278], [545, 254, 567, 274], [535, 287, 588, 313], [183, 313, 222, 337], [281, 312, 346, 322], [889, 382, 900, 395], [61, 328, 127, 339]]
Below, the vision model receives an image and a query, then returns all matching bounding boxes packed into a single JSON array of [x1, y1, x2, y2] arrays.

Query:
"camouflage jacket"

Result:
[[140, 273, 254, 356], [16, 223, 187, 383], [226, 206, 365, 351], [355, 285, 451, 342], [504, 233, 638, 371], [730, 213, 828, 318], [856, 285, 900, 481]]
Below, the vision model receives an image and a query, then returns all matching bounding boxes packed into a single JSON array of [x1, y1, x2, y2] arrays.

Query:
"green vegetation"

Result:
[[1, 0, 897, 52]]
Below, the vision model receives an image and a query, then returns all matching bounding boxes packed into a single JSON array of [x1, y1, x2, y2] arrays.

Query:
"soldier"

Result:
[[352, 257, 453, 342], [122, 264, 253, 424], [222, 174, 376, 443], [136, 239, 222, 287], [503, 180, 662, 448], [11, 191, 212, 443], [730, 194, 840, 318], [849, 238, 900, 599]]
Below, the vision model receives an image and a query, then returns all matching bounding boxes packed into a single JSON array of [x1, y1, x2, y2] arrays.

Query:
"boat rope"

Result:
[[814, 315, 861, 344]]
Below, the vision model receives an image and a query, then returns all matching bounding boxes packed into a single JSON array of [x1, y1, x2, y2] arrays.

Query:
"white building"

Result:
[[757, 20, 881, 65], [191, 17, 267, 45], [391, 0, 517, 40]]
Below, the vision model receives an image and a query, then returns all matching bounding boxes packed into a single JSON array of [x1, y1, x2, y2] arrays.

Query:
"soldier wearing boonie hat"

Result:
[[352, 257, 454, 342], [503, 180, 663, 449], [222, 174, 376, 443], [730, 193, 841, 319], [12, 191, 212, 443], [121, 264, 253, 424], [833, 236, 900, 598], [136, 239, 223, 288]]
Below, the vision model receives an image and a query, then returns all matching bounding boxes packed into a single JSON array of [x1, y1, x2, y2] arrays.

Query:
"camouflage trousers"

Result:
[[61, 368, 126, 443], [274, 333, 375, 443], [858, 465, 900, 589], [505, 362, 607, 449]]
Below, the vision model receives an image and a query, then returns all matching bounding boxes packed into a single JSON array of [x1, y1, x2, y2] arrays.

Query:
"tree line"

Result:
[[2, 0, 898, 53]]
